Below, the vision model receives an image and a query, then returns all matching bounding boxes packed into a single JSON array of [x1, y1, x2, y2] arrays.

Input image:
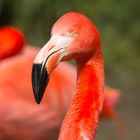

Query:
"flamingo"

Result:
[[0, 26, 122, 139], [0, 26, 75, 139], [32, 12, 104, 140]]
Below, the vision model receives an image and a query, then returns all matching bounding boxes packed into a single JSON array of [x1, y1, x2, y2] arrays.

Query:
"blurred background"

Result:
[[0, 0, 140, 140]]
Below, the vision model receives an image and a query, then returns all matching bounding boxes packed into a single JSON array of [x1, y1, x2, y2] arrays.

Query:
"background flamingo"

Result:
[[0, 26, 76, 140], [0, 26, 122, 139]]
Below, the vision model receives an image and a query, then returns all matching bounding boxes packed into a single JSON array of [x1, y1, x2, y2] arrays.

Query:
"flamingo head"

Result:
[[32, 12, 101, 104]]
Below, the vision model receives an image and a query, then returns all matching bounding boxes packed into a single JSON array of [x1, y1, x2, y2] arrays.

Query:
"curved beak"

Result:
[[32, 34, 72, 104]]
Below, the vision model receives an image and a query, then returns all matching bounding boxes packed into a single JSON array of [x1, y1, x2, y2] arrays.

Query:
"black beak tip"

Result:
[[34, 95, 41, 104], [32, 63, 49, 104], [33, 89, 42, 104]]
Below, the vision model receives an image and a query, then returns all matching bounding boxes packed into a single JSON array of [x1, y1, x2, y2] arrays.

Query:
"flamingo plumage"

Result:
[[0, 26, 76, 139], [32, 12, 104, 140], [0, 26, 25, 60], [0, 26, 122, 139]]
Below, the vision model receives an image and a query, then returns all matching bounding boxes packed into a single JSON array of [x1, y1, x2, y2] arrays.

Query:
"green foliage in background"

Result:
[[0, 0, 140, 91]]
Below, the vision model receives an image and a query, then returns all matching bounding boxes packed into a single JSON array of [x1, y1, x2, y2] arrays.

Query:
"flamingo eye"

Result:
[[71, 32, 78, 38]]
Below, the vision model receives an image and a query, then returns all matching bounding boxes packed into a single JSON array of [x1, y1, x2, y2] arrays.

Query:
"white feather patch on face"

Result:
[[51, 34, 73, 48], [34, 34, 73, 64]]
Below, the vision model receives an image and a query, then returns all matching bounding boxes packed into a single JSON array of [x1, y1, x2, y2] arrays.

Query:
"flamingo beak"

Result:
[[32, 34, 73, 104]]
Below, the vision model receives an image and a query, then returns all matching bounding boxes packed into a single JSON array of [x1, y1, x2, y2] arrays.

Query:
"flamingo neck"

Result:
[[58, 47, 104, 140]]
